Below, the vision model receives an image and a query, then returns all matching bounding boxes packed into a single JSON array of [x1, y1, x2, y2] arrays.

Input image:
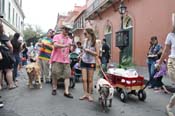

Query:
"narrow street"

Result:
[[0, 68, 173, 116]]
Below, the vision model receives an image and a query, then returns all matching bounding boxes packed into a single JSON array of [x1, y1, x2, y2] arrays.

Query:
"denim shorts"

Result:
[[80, 60, 96, 70]]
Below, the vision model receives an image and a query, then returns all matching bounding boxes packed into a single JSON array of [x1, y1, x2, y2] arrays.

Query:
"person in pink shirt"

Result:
[[50, 25, 73, 98]]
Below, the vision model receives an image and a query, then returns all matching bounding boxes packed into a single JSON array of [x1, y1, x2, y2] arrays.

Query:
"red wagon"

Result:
[[101, 67, 146, 102]]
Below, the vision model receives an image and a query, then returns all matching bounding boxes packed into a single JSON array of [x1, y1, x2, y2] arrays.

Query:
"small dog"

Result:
[[95, 78, 114, 112], [26, 62, 42, 89]]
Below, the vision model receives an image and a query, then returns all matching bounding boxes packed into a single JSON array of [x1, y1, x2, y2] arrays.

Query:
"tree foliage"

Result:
[[23, 24, 44, 45]]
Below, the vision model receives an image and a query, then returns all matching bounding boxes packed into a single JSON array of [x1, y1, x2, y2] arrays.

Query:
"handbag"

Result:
[[0, 46, 15, 64]]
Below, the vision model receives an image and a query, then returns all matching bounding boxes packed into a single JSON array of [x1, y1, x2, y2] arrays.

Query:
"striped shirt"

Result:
[[38, 37, 53, 61]]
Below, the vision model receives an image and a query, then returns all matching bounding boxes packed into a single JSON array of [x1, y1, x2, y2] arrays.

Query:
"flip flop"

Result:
[[9, 86, 16, 90], [79, 95, 88, 100], [88, 96, 94, 102]]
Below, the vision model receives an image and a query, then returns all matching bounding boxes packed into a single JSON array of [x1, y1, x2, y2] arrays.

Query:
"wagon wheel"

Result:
[[138, 90, 146, 101], [120, 89, 128, 103]]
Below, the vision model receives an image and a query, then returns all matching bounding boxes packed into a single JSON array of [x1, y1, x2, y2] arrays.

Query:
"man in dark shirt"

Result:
[[101, 39, 110, 71]]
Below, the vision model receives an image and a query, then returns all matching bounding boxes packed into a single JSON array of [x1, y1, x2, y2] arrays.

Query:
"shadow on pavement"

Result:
[[0, 109, 21, 116]]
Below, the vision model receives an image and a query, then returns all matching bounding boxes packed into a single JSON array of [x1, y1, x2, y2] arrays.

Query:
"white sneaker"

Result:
[[0, 101, 4, 108]]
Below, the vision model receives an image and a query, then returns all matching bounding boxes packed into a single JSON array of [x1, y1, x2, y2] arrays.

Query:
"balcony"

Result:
[[85, 0, 117, 20], [72, 11, 85, 32], [72, 17, 85, 32]]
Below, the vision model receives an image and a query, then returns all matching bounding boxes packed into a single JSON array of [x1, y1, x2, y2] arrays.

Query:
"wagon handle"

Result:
[[99, 65, 110, 81]]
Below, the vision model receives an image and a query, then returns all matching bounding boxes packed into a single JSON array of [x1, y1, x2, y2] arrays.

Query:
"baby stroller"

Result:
[[73, 63, 82, 82], [70, 52, 82, 82]]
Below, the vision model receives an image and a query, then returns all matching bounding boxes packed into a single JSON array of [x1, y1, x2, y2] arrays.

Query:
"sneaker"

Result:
[[64, 93, 73, 99], [0, 101, 4, 108], [166, 105, 174, 116], [154, 89, 162, 93], [148, 85, 154, 89], [153, 87, 159, 90], [52, 90, 57, 96]]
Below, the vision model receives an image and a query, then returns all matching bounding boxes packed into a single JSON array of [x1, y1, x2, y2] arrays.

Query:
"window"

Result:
[[16, 13, 18, 27], [8, 2, 11, 22], [12, 8, 15, 24], [18, 16, 20, 30], [20, 0, 22, 7], [1, 0, 5, 15]]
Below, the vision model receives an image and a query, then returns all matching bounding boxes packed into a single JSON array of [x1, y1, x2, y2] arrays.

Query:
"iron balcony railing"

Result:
[[85, 0, 114, 19], [73, 15, 85, 32]]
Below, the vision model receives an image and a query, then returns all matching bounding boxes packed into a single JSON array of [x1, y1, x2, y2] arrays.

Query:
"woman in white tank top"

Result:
[[79, 28, 100, 102]]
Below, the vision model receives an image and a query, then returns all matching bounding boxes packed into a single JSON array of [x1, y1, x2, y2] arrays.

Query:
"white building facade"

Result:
[[0, 0, 25, 37]]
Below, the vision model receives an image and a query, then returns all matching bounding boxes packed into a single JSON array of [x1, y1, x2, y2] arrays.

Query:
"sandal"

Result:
[[79, 95, 88, 100], [52, 90, 57, 96], [88, 96, 94, 102], [15, 81, 18, 87], [9, 86, 16, 90]]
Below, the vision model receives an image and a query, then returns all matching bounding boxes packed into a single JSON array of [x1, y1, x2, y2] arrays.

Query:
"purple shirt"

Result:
[[154, 60, 167, 78]]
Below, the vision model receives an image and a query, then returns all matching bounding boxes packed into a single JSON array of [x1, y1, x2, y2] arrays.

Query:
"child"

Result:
[[154, 60, 170, 93], [73, 62, 82, 82]]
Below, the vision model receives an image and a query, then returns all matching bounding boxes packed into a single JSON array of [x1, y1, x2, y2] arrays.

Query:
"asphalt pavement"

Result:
[[0, 66, 174, 116]]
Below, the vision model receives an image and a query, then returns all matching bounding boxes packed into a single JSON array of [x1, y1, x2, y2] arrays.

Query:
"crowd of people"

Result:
[[0, 24, 103, 107], [0, 19, 175, 116]]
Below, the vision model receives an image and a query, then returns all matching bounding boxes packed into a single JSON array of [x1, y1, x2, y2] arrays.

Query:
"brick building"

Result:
[[55, 5, 85, 37], [73, 0, 175, 66]]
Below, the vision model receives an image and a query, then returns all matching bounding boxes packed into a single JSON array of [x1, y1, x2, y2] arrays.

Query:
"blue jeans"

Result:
[[101, 57, 108, 72], [13, 54, 20, 81], [147, 59, 156, 87]]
